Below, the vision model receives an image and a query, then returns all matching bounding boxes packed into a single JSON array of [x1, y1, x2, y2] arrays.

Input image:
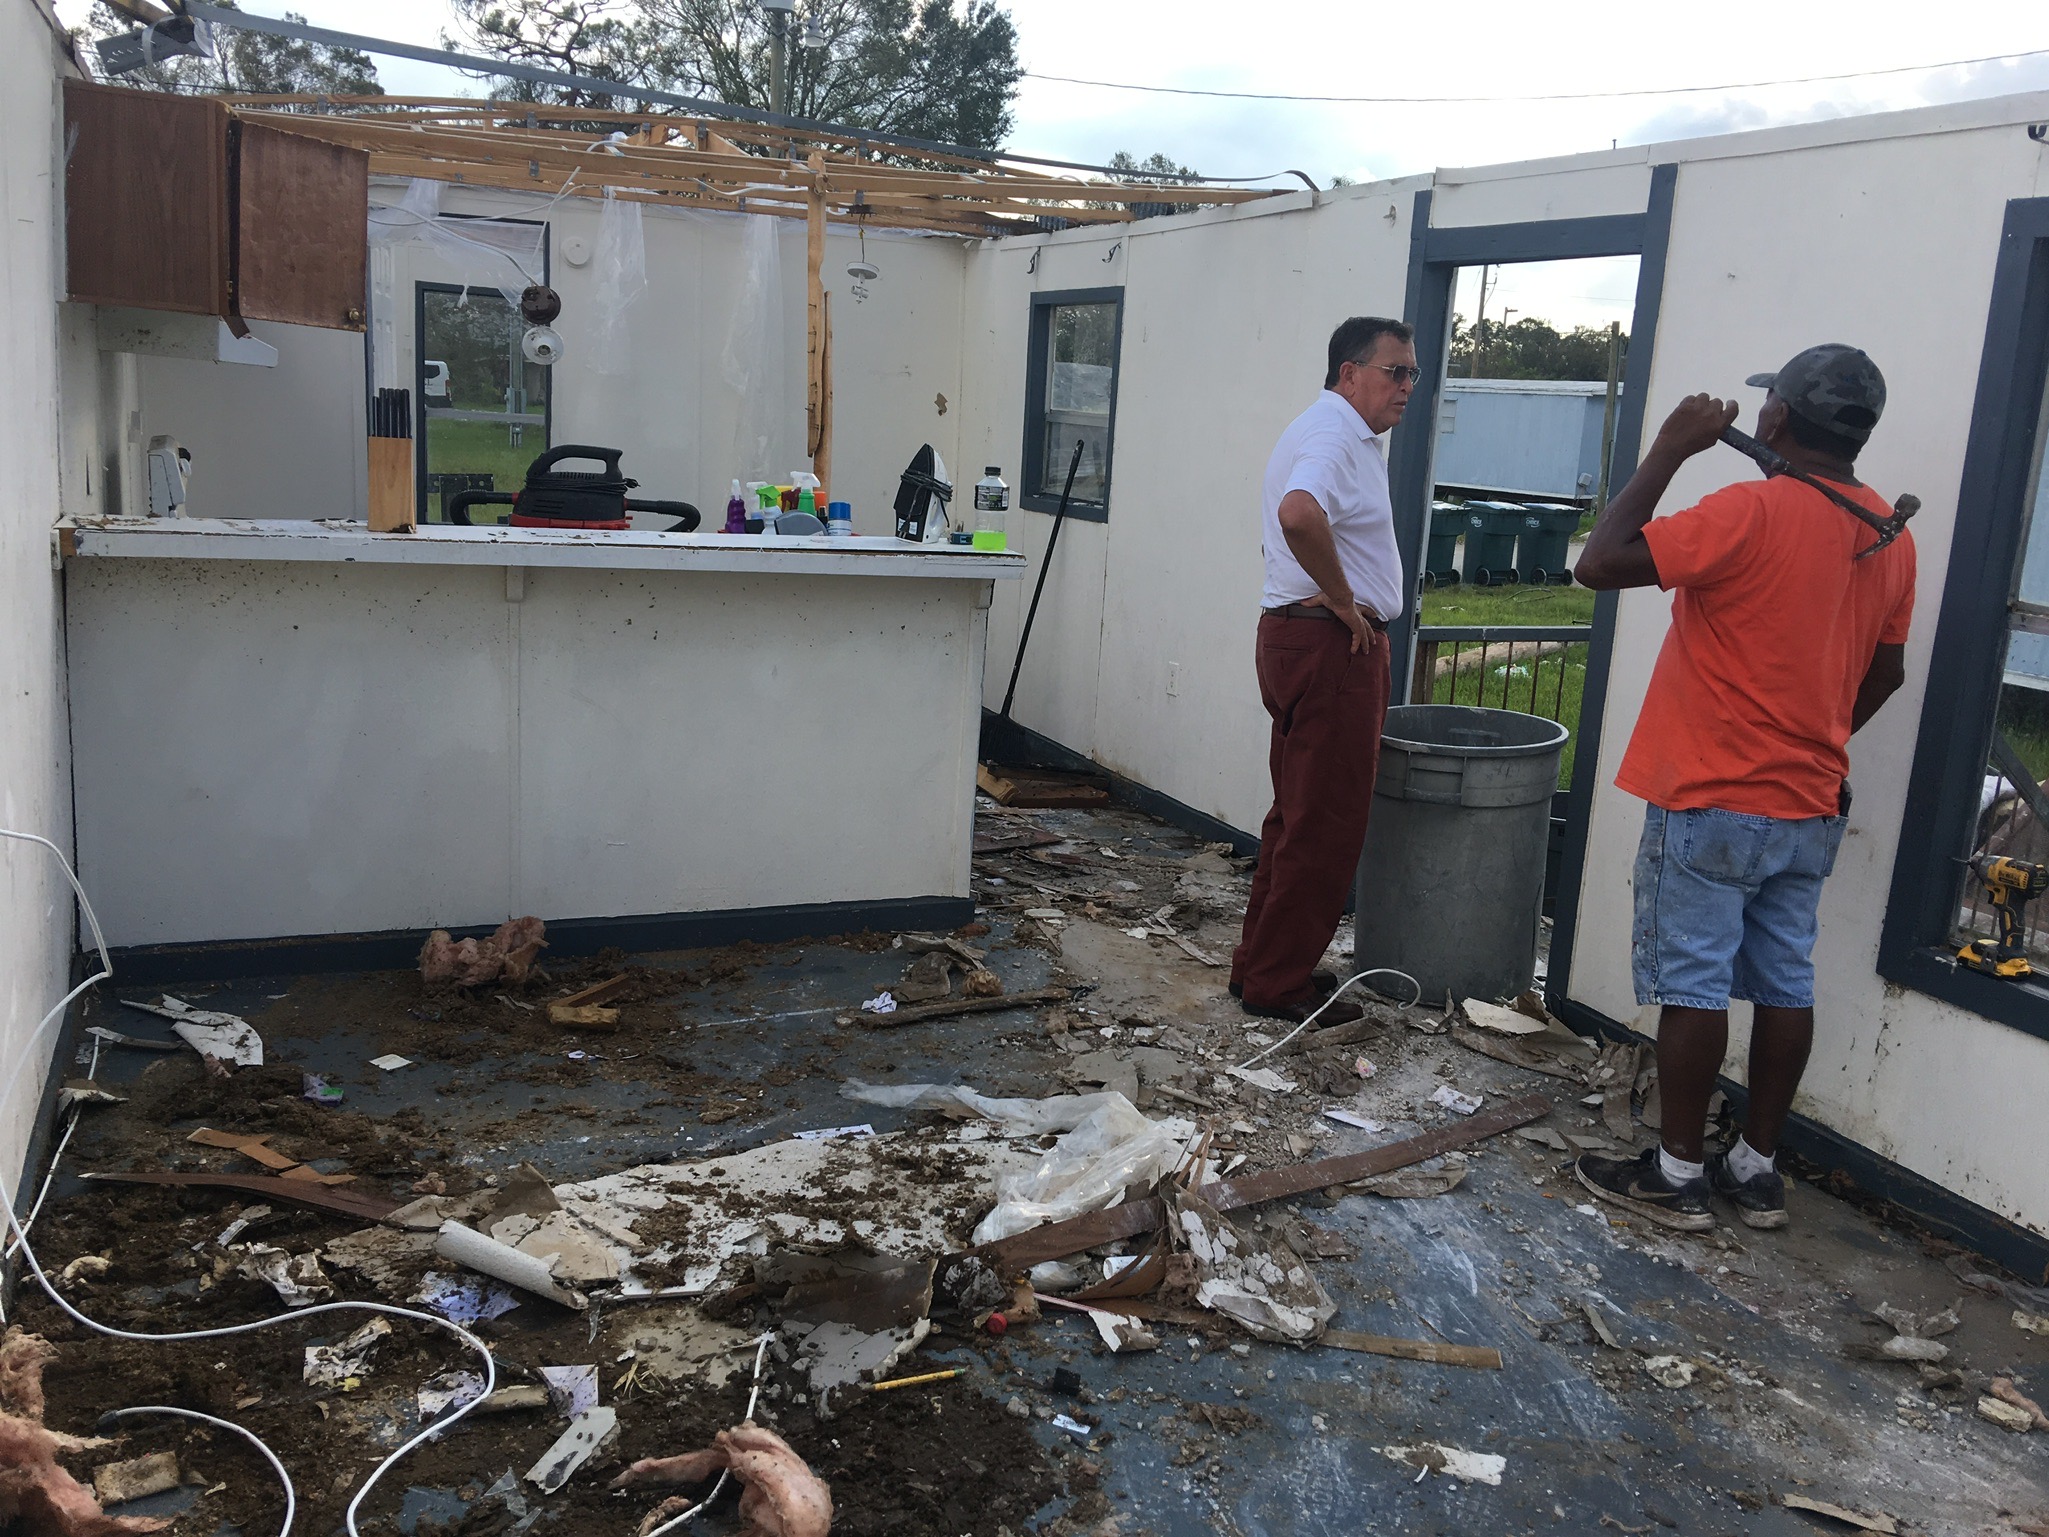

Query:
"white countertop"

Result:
[[60, 518, 1027, 580]]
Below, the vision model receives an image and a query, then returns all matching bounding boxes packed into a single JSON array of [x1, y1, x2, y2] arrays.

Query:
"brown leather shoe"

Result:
[[1240, 995, 1364, 1027], [1229, 969, 1338, 1001]]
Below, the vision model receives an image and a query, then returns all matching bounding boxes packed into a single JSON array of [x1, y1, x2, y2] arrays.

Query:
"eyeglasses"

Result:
[[1367, 363, 1422, 386]]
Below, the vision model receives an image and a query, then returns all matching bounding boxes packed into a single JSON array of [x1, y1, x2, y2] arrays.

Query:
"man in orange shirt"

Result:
[[1571, 345, 1914, 1232]]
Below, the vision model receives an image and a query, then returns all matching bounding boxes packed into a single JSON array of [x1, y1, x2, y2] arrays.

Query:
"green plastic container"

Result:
[[1459, 503, 1524, 587], [1513, 504, 1584, 586], [1425, 502, 1464, 586]]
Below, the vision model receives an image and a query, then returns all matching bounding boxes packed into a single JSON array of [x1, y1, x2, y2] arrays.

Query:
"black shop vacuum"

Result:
[[445, 446, 700, 531]]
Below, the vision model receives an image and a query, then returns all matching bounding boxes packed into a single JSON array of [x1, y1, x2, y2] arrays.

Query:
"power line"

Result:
[[1021, 46, 2049, 105]]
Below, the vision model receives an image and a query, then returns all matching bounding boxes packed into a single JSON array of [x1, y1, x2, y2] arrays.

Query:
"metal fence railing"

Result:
[[1411, 625, 1594, 720]]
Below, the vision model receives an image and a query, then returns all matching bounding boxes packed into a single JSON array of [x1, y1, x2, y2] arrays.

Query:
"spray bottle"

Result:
[[723, 480, 747, 535]]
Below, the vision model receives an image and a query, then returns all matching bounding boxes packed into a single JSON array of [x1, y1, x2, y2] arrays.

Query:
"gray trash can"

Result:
[[1353, 704, 1570, 1003]]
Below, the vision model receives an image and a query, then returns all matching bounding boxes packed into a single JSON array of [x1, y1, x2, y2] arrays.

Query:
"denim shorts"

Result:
[[1632, 805, 1846, 1010]]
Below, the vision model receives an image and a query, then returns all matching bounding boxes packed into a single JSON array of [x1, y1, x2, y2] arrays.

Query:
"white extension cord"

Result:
[[1235, 966, 1425, 1069], [0, 827, 497, 1537]]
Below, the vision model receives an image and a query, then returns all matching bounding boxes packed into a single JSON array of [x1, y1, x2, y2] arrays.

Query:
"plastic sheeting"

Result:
[[841, 1080, 1194, 1245], [588, 189, 646, 376], [368, 179, 547, 308], [722, 213, 793, 482]]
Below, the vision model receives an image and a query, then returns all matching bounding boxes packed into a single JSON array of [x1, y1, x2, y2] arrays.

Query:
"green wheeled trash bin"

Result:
[[1459, 503, 1523, 587], [1352, 704, 1570, 1002], [1513, 503, 1584, 586], [1425, 502, 1464, 587]]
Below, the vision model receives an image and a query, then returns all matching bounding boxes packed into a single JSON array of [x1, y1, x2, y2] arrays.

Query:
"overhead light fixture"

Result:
[[758, 0, 796, 11], [801, 13, 827, 48], [95, 13, 211, 74]]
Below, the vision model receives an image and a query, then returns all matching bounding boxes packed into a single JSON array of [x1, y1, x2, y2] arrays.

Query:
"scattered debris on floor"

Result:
[[9, 798, 2049, 1536]]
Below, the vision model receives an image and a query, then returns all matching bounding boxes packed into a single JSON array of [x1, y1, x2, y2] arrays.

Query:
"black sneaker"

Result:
[[1575, 1148, 1715, 1233], [1229, 970, 1338, 1001], [1706, 1151, 1789, 1230]]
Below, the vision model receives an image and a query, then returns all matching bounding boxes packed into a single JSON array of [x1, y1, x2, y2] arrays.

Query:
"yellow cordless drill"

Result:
[[1958, 855, 2049, 979]]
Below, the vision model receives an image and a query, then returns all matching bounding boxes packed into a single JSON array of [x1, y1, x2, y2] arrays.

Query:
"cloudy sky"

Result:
[[63, 0, 2049, 326]]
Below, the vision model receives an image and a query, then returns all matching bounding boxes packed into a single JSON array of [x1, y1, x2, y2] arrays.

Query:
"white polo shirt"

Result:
[[1260, 389, 1403, 621]]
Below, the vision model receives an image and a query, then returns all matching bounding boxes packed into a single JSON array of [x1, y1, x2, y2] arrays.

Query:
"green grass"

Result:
[[1418, 581, 1598, 627], [423, 419, 551, 523]]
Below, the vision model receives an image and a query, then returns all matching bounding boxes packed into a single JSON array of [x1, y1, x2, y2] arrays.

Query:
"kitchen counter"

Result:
[[61, 516, 1022, 965]]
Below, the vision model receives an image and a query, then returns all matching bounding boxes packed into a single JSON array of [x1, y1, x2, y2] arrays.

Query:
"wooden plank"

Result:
[[977, 763, 1018, 806], [975, 1094, 1552, 1270], [806, 153, 828, 479], [1322, 1330, 1503, 1370], [65, 80, 230, 317], [82, 1168, 400, 1222], [235, 121, 369, 331], [863, 986, 1071, 1029], [557, 974, 634, 1008]]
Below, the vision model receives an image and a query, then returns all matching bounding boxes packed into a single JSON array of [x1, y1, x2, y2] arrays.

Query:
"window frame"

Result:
[[412, 278, 557, 524], [1879, 195, 2049, 1041], [1020, 286, 1124, 522]]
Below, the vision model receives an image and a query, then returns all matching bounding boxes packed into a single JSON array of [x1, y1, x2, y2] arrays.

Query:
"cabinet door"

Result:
[[64, 80, 229, 316], [236, 121, 368, 331]]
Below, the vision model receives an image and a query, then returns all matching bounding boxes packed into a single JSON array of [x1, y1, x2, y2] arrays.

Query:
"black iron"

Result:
[[1000, 438, 1086, 720]]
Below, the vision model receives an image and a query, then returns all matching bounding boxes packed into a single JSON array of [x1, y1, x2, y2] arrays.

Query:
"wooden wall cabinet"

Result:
[[64, 80, 368, 332]]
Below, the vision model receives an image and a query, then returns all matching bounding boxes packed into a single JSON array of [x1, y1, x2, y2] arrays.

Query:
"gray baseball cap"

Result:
[[1745, 343, 1886, 445]]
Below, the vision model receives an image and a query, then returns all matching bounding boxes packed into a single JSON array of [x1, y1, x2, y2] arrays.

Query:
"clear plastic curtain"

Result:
[[367, 179, 546, 308], [588, 188, 647, 376], [721, 214, 793, 482]]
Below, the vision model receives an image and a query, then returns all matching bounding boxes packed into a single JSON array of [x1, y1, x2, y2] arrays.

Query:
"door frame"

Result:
[[1383, 163, 1678, 1009]]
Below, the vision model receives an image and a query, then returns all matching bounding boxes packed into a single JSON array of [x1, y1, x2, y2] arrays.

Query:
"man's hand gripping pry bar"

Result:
[[1718, 425, 1919, 558]]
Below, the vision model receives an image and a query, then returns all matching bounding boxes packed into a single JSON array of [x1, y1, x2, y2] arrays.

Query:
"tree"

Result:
[[1108, 151, 1194, 180], [1448, 313, 1626, 382], [85, 0, 381, 95], [449, 0, 1022, 148]]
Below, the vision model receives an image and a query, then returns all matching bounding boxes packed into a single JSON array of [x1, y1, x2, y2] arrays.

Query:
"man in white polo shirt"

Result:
[[1230, 316, 1418, 1024]]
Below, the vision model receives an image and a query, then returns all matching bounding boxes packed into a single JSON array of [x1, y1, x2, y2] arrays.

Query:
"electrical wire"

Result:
[[639, 1331, 773, 1536], [1023, 45, 2049, 105], [0, 827, 498, 1537], [99, 1406, 297, 1535], [1236, 967, 1423, 1069]]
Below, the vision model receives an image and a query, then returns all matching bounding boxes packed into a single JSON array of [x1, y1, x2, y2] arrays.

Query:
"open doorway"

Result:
[[1417, 254, 1638, 794]]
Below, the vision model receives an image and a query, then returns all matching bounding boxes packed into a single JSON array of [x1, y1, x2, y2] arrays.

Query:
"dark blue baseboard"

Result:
[[1550, 996, 2049, 1284], [103, 895, 975, 987], [980, 710, 1259, 856]]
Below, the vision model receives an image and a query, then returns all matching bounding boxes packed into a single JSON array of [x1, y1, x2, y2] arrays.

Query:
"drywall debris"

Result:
[[91, 1452, 179, 1507], [537, 1364, 600, 1417], [1378, 1443, 1506, 1485], [418, 1369, 487, 1422], [234, 1244, 333, 1307], [525, 1406, 618, 1493], [412, 1271, 521, 1324], [1225, 1065, 1297, 1094], [1877, 1336, 1948, 1363], [1463, 999, 1547, 1036], [1091, 1312, 1159, 1353], [2015, 1309, 2049, 1336], [303, 1318, 391, 1389], [1050, 1413, 1093, 1440], [85, 1026, 179, 1053], [1323, 1109, 1382, 1133], [123, 997, 263, 1069], [1779, 1493, 1899, 1532], [613, 1421, 832, 1537], [790, 1124, 873, 1142], [56, 1082, 123, 1112], [1170, 1191, 1334, 1343], [860, 992, 897, 1015], [1430, 1084, 1483, 1116], [1582, 1300, 1622, 1350], [1989, 1376, 2049, 1430], [368, 1054, 413, 1072], [1351, 1156, 1468, 1199], [1642, 1355, 1696, 1388], [1517, 1126, 1569, 1151]]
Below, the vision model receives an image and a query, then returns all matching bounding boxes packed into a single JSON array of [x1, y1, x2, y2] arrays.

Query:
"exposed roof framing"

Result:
[[227, 96, 1278, 239]]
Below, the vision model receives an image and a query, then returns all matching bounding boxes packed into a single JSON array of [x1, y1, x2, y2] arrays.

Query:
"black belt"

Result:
[[1262, 602, 1388, 632]]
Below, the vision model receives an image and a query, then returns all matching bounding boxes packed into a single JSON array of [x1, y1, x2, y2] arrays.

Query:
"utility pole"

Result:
[[1469, 265, 1493, 378], [1595, 320, 1623, 513], [762, 0, 794, 116]]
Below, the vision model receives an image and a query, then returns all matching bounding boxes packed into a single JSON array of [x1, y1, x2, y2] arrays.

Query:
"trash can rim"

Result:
[[1380, 704, 1570, 756]]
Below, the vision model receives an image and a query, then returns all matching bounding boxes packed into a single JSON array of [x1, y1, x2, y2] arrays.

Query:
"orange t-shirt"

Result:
[[1614, 475, 1916, 819]]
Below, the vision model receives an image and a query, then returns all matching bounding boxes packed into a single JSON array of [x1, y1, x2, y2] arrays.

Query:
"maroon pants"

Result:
[[1231, 613, 1391, 1009]]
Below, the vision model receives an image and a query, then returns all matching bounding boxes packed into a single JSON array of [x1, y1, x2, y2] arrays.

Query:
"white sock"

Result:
[[1726, 1136, 1775, 1182], [1659, 1147, 1705, 1185]]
